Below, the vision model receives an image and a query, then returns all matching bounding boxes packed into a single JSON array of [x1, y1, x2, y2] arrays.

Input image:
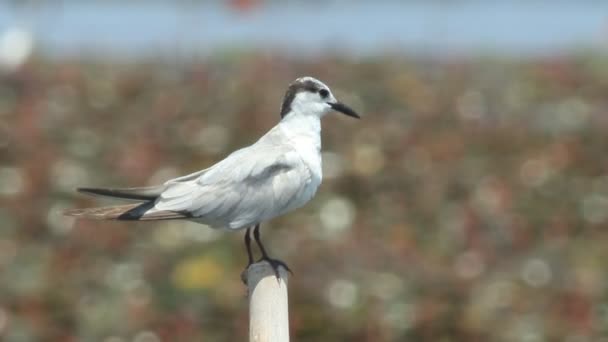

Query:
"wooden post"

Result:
[[245, 261, 290, 342]]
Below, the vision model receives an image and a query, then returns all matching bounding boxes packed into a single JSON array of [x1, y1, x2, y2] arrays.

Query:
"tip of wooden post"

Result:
[[242, 261, 289, 288]]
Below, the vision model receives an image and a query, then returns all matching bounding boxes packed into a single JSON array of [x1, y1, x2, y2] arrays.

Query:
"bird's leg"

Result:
[[245, 227, 254, 266], [241, 227, 254, 285], [253, 224, 292, 280]]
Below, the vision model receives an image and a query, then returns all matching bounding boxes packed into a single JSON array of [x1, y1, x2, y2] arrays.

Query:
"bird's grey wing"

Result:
[[154, 147, 250, 209], [77, 185, 166, 201], [75, 163, 214, 201], [153, 143, 311, 228]]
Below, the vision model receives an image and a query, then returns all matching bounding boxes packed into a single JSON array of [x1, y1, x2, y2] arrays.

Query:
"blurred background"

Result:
[[2, 1, 608, 341]]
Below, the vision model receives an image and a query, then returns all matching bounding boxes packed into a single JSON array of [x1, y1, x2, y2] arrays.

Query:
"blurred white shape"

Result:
[[454, 250, 485, 279], [133, 331, 161, 342], [521, 258, 552, 288], [319, 196, 356, 240], [326, 279, 358, 309], [47, 201, 75, 235], [78, 293, 130, 333], [183, 220, 221, 242], [153, 221, 214, 249], [321, 151, 344, 179], [581, 193, 608, 224], [195, 124, 229, 154], [474, 279, 515, 313], [0, 27, 33, 72], [0, 167, 23, 196], [353, 143, 384, 176], [368, 272, 403, 301], [384, 302, 415, 332], [555, 98, 590, 132], [51, 159, 89, 191], [537, 98, 590, 134], [472, 177, 501, 216], [509, 314, 544, 342], [457, 89, 486, 120], [519, 158, 551, 187], [105, 262, 143, 292], [104, 337, 126, 342]]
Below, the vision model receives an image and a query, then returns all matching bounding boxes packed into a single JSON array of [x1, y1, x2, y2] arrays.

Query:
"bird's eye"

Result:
[[319, 89, 329, 98]]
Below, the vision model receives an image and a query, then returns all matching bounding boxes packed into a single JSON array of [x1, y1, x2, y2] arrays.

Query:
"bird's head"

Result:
[[279, 76, 360, 120]]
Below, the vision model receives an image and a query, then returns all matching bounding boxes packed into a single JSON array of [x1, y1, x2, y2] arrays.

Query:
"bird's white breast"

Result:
[[278, 114, 323, 189]]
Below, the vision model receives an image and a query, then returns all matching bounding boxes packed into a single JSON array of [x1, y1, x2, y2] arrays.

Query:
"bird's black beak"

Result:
[[328, 102, 360, 119]]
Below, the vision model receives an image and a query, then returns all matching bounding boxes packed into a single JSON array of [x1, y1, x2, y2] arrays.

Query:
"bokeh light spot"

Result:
[[0, 27, 33, 72], [0, 167, 23, 196], [195, 124, 230, 154], [326, 279, 359, 309], [521, 258, 552, 288], [454, 250, 486, 279], [321, 151, 345, 179], [47, 201, 76, 235], [51, 159, 89, 192], [457, 89, 486, 120], [133, 331, 161, 342], [384, 302, 415, 332], [519, 158, 551, 187], [353, 143, 384, 176], [580, 193, 608, 224], [319, 196, 356, 240]]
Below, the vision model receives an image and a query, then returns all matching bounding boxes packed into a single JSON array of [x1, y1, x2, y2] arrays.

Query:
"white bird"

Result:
[[65, 76, 360, 277]]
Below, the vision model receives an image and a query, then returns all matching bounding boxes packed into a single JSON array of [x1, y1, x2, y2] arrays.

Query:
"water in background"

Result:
[[0, 1, 607, 60]]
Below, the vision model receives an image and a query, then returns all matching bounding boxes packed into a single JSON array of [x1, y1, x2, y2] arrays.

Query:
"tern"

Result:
[[65, 76, 360, 278]]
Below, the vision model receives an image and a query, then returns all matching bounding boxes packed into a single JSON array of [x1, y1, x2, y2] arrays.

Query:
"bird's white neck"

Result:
[[278, 112, 322, 149], [278, 112, 323, 185]]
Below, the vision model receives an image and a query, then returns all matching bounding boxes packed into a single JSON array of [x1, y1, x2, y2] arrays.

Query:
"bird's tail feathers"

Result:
[[64, 202, 190, 221]]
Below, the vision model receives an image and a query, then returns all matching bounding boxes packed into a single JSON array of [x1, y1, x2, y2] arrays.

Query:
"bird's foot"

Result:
[[258, 257, 293, 281], [240, 258, 291, 285]]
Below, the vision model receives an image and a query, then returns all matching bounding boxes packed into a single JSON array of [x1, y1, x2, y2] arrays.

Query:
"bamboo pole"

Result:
[[245, 261, 290, 342]]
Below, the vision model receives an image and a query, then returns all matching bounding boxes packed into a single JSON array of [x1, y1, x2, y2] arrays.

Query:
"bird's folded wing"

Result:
[[77, 185, 165, 201], [154, 144, 310, 227]]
